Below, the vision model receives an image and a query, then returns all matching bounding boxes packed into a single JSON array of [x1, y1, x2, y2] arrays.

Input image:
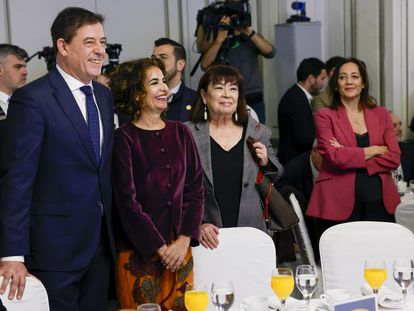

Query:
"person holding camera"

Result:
[[200, 15, 275, 123]]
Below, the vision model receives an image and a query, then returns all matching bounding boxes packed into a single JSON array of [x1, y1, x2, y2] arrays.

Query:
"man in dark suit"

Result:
[[152, 37, 195, 121], [0, 44, 28, 174], [389, 111, 414, 182], [0, 7, 115, 311], [277, 57, 327, 164]]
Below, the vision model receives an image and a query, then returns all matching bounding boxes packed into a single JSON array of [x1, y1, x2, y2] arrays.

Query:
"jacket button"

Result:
[[167, 201, 172, 206]]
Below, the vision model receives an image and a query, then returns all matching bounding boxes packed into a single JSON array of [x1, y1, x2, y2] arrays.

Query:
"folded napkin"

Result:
[[360, 284, 403, 309]]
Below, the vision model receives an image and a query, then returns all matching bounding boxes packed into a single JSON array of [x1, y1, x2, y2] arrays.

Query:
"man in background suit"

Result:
[[389, 111, 414, 182], [152, 37, 195, 121], [277, 57, 327, 164], [0, 7, 115, 311], [0, 44, 28, 173]]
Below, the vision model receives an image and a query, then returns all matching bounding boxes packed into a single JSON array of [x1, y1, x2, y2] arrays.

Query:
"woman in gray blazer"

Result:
[[186, 65, 283, 249]]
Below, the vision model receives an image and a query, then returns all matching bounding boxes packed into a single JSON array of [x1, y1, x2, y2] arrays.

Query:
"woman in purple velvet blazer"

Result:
[[110, 58, 204, 310]]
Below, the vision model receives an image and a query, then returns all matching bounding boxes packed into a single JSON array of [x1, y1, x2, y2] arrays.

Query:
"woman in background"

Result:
[[186, 65, 283, 249], [111, 58, 204, 309], [307, 58, 400, 236]]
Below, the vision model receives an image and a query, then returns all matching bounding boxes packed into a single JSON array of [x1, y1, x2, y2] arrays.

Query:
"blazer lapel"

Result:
[[194, 122, 214, 184], [49, 68, 97, 167], [336, 106, 357, 146]]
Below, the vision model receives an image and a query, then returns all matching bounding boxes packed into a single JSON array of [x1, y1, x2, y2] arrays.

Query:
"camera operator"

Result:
[[200, 15, 275, 123]]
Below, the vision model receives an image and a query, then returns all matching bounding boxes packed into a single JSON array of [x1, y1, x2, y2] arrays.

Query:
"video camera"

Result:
[[195, 0, 251, 48], [287, 1, 311, 23], [102, 43, 122, 73]]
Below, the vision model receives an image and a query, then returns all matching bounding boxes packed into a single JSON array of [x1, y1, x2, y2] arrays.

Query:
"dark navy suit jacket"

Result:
[[277, 84, 315, 165], [166, 81, 196, 122], [0, 67, 115, 273]]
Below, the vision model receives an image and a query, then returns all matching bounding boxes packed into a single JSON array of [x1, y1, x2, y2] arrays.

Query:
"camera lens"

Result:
[[292, 1, 305, 10]]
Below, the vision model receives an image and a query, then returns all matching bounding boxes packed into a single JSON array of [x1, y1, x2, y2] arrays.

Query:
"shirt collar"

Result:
[[296, 83, 313, 103], [56, 64, 93, 91], [0, 90, 10, 115], [170, 81, 182, 95]]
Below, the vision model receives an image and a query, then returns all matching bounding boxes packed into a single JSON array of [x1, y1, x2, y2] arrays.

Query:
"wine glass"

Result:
[[185, 282, 209, 311], [211, 280, 234, 311], [364, 259, 387, 295], [271, 268, 294, 311], [296, 264, 318, 310], [393, 259, 414, 309], [392, 170, 402, 185], [409, 180, 414, 194], [136, 303, 161, 311]]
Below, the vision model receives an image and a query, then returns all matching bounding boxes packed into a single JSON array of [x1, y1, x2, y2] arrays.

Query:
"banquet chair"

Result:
[[192, 227, 276, 311], [0, 275, 49, 311], [289, 193, 317, 267], [395, 201, 414, 234], [319, 221, 414, 296]]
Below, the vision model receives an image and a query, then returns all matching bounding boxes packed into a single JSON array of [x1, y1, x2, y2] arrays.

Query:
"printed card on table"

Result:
[[333, 295, 377, 311]]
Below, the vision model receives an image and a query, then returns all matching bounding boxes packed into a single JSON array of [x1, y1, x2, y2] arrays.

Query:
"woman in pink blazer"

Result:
[[307, 58, 400, 234]]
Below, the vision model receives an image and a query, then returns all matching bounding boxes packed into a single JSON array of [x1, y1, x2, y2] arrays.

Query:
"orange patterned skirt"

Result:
[[116, 248, 194, 311]]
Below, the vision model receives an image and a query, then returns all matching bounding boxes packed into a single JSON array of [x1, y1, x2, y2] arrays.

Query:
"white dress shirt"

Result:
[[0, 90, 9, 116]]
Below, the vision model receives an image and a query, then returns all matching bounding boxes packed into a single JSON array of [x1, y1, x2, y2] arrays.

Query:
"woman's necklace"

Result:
[[210, 126, 243, 151], [347, 111, 363, 125]]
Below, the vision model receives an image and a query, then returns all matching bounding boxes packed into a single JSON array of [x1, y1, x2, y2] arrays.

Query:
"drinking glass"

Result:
[[136, 303, 161, 311], [296, 264, 318, 309], [392, 170, 402, 186], [271, 268, 294, 311], [185, 282, 209, 311], [211, 280, 234, 311], [364, 259, 387, 294], [409, 180, 414, 194], [393, 259, 414, 309]]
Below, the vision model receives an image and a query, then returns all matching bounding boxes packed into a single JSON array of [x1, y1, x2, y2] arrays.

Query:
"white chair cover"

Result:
[[319, 221, 414, 296], [289, 193, 317, 267], [192, 227, 276, 310], [0, 275, 49, 310], [395, 197, 414, 234]]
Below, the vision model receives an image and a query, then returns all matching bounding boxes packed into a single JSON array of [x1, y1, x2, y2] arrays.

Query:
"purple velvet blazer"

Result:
[[112, 120, 204, 260]]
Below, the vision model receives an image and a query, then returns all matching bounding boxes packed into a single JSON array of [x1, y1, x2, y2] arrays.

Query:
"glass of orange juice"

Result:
[[271, 268, 294, 311], [364, 259, 387, 294], [185, 282, 209, 311]]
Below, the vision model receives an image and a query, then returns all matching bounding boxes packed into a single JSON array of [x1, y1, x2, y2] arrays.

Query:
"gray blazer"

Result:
[[186, 117, 284, 231]]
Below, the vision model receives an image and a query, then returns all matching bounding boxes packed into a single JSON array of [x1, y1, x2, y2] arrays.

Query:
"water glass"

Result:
[[393, 258, 414, 309], [409, 180, 414, 194], [211, 280, 234, 311], [137, 303, 161, 311], [296, 264, 318, 309]]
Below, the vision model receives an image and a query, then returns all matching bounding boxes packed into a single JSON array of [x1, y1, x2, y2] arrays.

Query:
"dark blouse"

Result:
[[354, 132, 382, 202], [210, 134, 244, 227], [112, 121, 204, 260]]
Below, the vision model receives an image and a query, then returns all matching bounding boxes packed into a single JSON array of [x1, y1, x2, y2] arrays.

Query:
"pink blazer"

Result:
[[307, 105, 400, 220]]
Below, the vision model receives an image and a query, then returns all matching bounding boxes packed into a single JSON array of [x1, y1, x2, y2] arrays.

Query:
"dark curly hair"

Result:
[[191, 65, 248, 125], [109, 57, 166, 118], [329, 57, 376, 110]]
